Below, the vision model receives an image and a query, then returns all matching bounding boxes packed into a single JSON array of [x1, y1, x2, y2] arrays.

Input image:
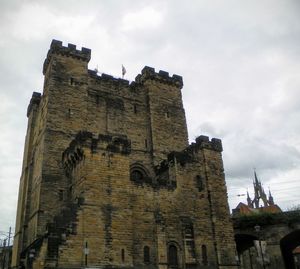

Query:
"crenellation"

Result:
[[67, 43, 76, 51], [43, 39, 91, 75], [27, 91, 41, 117], [63, 132, 131, 165], [192, 135, 223, 152], [88, 69, 131, 88], [136, 66, 183, 88]]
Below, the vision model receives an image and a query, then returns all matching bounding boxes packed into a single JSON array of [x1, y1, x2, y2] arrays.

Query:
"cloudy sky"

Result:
[[1, 0, 300, 240]]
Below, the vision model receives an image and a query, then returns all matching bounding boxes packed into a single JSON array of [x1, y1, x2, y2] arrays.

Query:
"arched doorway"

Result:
[[168, 244, 179, 268], [235, 233, 258, 268], [280, 229, 300, 269]]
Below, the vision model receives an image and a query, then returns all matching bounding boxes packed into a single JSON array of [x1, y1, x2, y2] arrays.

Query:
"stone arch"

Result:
[[280, 229, 300, 269], [235, 233, 258, 268], [130, 163, 151, 184], [235, 233, 258, 254]]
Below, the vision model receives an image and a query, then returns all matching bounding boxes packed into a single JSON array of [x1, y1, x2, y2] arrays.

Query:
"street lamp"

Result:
[[254, 225, 266, 269]]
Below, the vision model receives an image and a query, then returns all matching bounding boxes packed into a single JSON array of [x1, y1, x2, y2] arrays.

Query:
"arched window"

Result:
[[202, 245, 208, 265], [144, 246, 150, 263], [131, 170, 144, 182], [130, 163, 151, 184], [168, 244, 178, 268]]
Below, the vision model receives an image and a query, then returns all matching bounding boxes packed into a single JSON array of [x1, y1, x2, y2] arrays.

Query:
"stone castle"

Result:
[[12, 40, 238, 269]]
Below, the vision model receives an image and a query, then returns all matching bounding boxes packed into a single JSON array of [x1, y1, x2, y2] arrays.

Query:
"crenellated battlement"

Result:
[[135, 66, 183, 88], [154, 135, 223, 170], [43, 39, 91, 74], [62, 131, 131, 172], [193, 135, 223, 152], [27, 91, 41, 117], [88, 69, 131, 87]]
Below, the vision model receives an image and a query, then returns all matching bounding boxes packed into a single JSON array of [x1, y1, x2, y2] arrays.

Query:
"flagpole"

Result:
[[122, 65, 126, 79]]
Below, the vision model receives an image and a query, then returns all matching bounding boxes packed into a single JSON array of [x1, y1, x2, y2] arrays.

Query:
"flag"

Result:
[[122, 65, 126, 77]]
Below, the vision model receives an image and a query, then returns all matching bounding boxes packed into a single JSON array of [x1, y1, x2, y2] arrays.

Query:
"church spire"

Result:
[[268, 188, 274, 205], [254, 170, 259, 185], [247, 190, 253, 208]]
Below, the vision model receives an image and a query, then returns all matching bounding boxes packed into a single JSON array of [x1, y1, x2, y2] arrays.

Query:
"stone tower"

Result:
[[12, 40, 238, 269]]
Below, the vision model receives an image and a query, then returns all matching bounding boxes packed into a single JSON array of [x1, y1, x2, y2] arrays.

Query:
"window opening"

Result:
[[121, 249, 125, 262], [144, 246, 150, 263], [59, 190, 64, 201], [196, 175, 204, 191], [131, 170, 144, 182], [202, 245, 208, 265], [168, 244, 178, 268]]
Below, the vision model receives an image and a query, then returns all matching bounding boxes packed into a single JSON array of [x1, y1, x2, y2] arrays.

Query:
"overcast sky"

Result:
[[1, 0, 300, 240]]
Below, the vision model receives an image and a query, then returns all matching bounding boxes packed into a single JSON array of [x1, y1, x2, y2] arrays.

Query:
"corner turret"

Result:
[[27, 92, 41, 117], [43, 39, 91, 75], [135, 66, 183, 88]]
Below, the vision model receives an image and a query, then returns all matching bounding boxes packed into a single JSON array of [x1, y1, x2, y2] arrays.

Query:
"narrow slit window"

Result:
[[144, 246, 150, 263], [133, 104, 137, 114], [202, 245, 208, 265], [121, 249, 125, 262], [59, 190, 64, 201], [196, 175, 204, 191]]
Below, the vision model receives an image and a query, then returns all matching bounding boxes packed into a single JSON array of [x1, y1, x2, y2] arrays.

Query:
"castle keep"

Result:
[[12, 40, 238, 269]]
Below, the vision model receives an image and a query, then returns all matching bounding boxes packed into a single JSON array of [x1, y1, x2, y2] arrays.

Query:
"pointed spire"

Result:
[[247, 189, 253, 208], [254, 169, 259, 185], [268, 188, 274, 205], [247, 190, 250, 199]]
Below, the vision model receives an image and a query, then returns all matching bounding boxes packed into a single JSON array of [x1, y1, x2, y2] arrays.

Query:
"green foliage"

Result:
[[233, 210, 300, 229]]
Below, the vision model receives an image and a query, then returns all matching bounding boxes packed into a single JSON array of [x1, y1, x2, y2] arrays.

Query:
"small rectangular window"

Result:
[[70, 77, 75, 85], [133, 104, 137, 114], [145, 139, 148, 149], [59, 190, 64, 201]]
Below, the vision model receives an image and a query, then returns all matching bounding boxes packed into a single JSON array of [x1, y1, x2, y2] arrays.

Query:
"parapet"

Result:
[[163, 135, 223, 166], [63, 131, 131, 171], [88, 69, 130, 87], [194, 135, 223, 152], [27, 92, 41, 117], [43, 39, 91, 75], [135, 66, 183, 88]]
